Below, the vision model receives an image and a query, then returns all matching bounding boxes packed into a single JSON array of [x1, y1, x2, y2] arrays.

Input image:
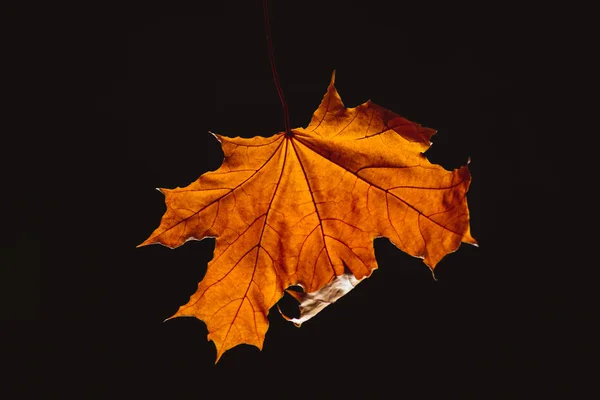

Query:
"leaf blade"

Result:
[[139, 72, 477, 362]]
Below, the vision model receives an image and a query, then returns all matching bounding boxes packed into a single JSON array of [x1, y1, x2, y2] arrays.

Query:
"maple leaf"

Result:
[[138, 71, 477, 362]]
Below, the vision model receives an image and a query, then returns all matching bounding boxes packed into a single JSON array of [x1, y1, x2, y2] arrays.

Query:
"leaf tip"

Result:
[[209, 131, 222, 143], [136, 237, 155, 248], [466, 236, 479, 247], [214, 344, 231, 364], [430, 268, 438, 282], [330, 69, 336, 86], [463, 228, 478, 247]]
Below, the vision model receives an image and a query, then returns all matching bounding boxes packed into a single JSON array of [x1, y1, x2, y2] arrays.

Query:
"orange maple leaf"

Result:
[[139, 71, 477, 362]]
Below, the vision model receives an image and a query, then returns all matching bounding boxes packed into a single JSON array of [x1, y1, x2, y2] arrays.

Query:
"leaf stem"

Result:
[[262, 0, 292, 137]]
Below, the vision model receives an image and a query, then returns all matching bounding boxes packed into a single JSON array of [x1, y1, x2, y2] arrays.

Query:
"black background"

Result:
[[6, 1, 592, 397]]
